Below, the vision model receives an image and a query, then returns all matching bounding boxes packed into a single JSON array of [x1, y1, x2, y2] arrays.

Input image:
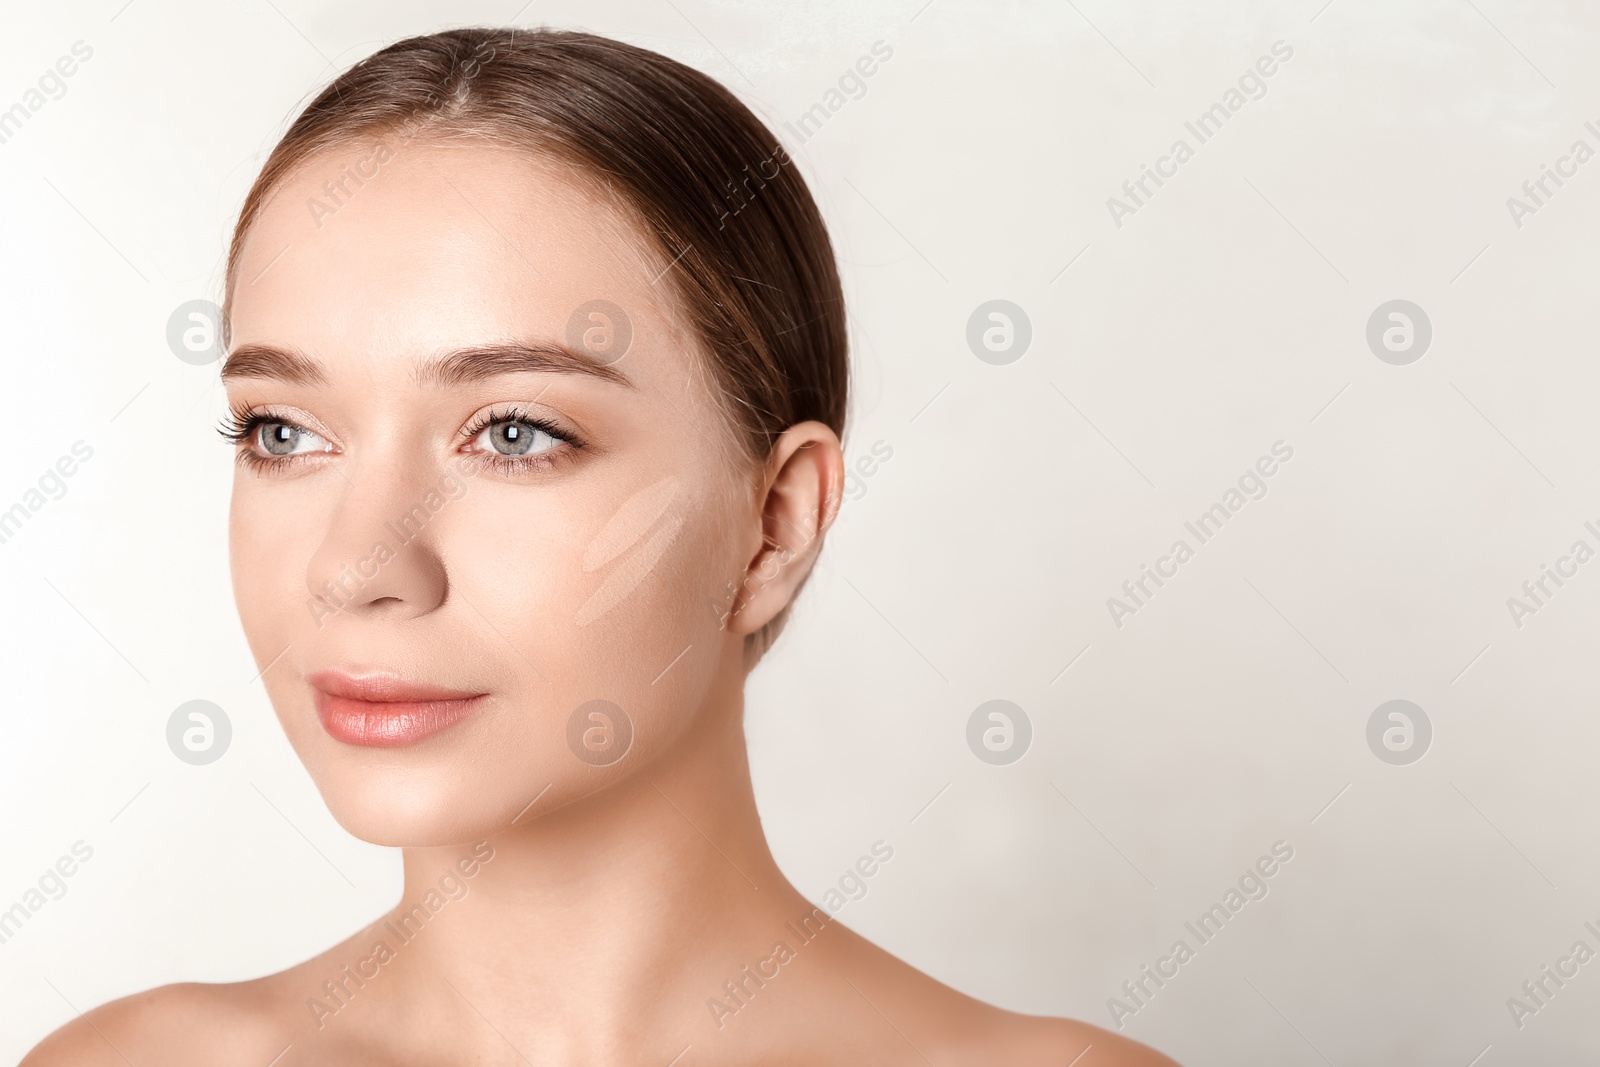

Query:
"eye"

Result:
[[217, 407, 335, 471], [473, 418, 562, 457], [257, 421, 328, 457], [459, 406, 579, 472]]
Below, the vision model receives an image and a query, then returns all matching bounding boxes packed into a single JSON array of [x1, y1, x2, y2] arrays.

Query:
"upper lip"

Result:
[[307, 669, 486, 703]]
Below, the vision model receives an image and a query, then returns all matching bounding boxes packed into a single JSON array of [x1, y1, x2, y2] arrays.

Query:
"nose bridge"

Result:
[[305, 457, 452, 623]]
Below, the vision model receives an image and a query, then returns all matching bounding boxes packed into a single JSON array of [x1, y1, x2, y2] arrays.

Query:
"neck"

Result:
[[362, 681, 815, 1059]]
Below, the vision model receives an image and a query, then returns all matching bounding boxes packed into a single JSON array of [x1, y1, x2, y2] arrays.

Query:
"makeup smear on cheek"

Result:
[[574, 475, 685, 626]]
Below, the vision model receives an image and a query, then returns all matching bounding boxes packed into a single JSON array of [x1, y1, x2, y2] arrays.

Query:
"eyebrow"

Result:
[[219, 340, 634, 389]]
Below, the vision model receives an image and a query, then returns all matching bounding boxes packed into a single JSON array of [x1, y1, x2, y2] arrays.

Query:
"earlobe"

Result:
[[724, 421, 845, 637]]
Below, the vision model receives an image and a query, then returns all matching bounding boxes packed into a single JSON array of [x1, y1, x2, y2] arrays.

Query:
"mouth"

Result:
[[308, 669, 488, 748]]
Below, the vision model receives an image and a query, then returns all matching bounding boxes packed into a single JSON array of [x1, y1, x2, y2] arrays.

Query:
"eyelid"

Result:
[[268, 406, 338, 444], [458, 402, 585, 450], [224, 402, 340, 448]]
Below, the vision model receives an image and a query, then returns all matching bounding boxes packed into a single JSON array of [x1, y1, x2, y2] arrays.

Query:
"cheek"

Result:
[[563, 506, 739, 762], [452, 476, 736, 677], [229, 488, 295, 646], [444, 472, 740, 751], [228, 486, 335, 755], [228, 484, 327, 640]]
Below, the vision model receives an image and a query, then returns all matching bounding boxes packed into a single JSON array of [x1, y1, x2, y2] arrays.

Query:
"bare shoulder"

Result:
[[815, 921, 1181, 1066], [20, 914, 400, 1066], [982, 1011, 1182, 1067], [909, 998, 1180, 1067], [21, 978, 298, 1067]]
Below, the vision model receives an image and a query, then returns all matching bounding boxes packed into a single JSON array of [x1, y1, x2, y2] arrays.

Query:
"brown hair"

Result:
[[223, 26, 848, 661]]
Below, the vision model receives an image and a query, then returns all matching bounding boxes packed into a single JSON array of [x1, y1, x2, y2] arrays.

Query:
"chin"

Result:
[[281, 723, 520, 847], [312, 764, 512, 847], [296, 734, 641, 849]]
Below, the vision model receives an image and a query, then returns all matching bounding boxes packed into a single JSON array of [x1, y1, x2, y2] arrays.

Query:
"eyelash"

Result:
[[216, 404, 582, 475], [215, 406, 297, 474], [460, 405, 582, 474]]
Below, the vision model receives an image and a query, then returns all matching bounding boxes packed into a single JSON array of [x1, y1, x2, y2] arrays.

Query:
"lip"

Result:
[[308, 669, 487, 748]]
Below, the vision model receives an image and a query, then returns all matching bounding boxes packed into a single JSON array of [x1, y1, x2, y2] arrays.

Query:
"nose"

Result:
[[304, 466, 450, 626]]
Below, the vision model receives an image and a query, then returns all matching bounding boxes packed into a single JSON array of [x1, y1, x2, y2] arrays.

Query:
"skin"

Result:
[[23, 140, 1180, 1067]]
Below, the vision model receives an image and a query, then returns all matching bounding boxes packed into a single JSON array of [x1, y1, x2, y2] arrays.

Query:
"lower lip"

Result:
[[314, 691, 485, 747]]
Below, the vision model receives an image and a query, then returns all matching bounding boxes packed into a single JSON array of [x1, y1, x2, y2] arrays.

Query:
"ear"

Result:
[[724, 421, 845, 637]]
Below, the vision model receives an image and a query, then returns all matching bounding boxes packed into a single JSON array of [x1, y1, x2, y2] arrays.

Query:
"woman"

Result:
[[26, 27, 1177, 1065]]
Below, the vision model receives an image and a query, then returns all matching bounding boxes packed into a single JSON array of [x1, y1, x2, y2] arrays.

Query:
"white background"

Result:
[[2, 1, 1597, 1062]]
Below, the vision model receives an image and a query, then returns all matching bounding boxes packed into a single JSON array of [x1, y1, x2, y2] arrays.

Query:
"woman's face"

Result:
[[223, 140, 758, 845]]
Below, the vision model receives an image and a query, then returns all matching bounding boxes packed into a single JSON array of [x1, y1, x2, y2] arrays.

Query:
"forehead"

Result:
[[227, 138, 683, 378]]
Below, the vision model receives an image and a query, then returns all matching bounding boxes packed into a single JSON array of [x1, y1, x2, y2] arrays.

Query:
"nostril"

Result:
[[306, 521, 450, 625]]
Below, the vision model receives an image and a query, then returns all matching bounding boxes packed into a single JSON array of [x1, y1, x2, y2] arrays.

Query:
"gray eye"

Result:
[[493, 422, 532, 454], [484, 420, 556, 456], [258, 422, 319, 456]]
